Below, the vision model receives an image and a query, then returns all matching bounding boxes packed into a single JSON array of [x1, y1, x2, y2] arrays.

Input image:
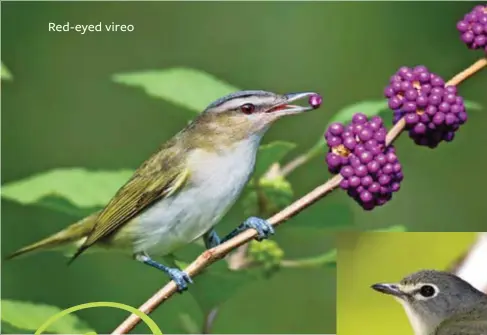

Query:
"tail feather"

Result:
[[5, 214, 98, 261]]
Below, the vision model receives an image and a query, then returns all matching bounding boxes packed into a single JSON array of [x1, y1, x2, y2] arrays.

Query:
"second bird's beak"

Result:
[[371, 283, 407, 298], [266, 92, 321, 115]]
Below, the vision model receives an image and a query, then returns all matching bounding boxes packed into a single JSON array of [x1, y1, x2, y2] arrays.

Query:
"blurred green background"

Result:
[[1, 1, 486, 334], [337, 232, 478, 335]]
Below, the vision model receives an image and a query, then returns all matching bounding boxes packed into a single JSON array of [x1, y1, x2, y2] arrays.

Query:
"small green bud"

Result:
[[248, 240, 284, 273]]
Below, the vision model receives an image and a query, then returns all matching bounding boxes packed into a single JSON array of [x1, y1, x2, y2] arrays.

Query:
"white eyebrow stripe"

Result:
[[399, 283, 440, 300], [216, 96, 279, 111], [399, 283, 424, 294]]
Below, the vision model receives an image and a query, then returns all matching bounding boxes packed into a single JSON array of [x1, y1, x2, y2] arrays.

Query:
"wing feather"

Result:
[[69, 145, 189, 261], [435, 307, 487, 335]]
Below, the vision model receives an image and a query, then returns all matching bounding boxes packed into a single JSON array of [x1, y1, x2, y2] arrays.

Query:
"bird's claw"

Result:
[[243, 217, 275, 241], [167, 268, 193, 292]]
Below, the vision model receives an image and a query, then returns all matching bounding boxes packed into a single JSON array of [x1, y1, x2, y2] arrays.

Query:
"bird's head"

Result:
[[371, 270, 486, 334], [192, 90, 322, 144]]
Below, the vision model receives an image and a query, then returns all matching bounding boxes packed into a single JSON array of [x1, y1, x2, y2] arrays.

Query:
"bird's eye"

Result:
[[419, 285, 436, 297], [240, 103, 255, 114]]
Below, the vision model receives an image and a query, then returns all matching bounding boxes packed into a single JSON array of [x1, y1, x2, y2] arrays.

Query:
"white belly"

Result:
[[132, 136, 261, 256]]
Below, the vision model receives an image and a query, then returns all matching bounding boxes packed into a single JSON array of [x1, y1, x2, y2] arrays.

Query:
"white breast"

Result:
[[132, 134, 262, 256]]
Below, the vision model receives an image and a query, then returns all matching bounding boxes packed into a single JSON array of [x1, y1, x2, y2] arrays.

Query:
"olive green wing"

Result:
[[434, 308, 487, 335], [69, 149, 190, 262]]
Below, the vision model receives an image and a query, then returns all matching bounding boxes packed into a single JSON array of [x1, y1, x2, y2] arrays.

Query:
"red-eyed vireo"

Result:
[[7, 90, 322, 291]]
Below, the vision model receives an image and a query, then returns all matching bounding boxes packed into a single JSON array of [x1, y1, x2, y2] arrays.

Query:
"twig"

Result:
[[112, 57, 486, 334], [280, 141, 324, 177], [280, 249, 336, 268], [225, 244, 252, 270], [280, 155, 309, 176]]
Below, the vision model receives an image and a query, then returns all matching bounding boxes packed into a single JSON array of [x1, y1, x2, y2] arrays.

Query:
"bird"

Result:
[[371, 269, 487, 335], [6, 90, 322, 292]]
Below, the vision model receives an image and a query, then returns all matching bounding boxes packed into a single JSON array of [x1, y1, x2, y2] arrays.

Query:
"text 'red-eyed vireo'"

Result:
[[7, 90, 322, 291]]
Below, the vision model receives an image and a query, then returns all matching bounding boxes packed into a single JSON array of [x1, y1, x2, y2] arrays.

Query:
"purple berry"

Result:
[[355, 165, 368, 177], [457, 5, 487, 52], [359, 151, 374, 164], [367, 161, 380, 174], [309, 94, 323, 108], [413, 123, 427, 135], [328, 136, 342, 147], [329, 123, 344, 136], [361, 176, 373, 187], [349, 176, 361, 187], [324, 115, 403, 210], [358, 129, 373, 141], [385, 65, 468, 148], [352, 113, 368, 124], [340, 166, 354, 178], [405, 113, 420, 125], [360, 191, 373, 203]]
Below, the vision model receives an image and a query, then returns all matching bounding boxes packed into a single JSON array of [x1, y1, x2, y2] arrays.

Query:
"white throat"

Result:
[[396, 299, 437, 335]]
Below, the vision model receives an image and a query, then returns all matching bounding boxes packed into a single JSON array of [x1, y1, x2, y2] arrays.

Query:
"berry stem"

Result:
[[112, 57, 487, 335], [280, 249, 336, 268], [447, 57, 487, 86]]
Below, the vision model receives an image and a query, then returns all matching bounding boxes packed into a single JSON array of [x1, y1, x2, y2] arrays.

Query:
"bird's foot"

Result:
[[242, 216, 275, 241], [136, 253, 193, 292], [165, 267, 193, 292], [205, 217, 275, 248]]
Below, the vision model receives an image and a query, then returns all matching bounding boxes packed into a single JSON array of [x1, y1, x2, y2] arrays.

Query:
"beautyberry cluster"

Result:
[[385, 66, 467, 148], [457, 4, 487, 53], [325, 114, 403, 210]]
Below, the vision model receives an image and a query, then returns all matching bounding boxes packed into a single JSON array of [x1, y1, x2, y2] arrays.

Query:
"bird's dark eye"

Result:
[[419, 285, 436, 297], [240, 103, 255, 114]]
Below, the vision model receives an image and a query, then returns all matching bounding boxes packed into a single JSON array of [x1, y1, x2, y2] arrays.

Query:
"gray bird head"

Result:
[[199, 90, 321, 137], [372, 270, 487, 335]]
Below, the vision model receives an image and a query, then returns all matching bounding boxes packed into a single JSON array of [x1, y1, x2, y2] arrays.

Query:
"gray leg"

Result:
[[203, 229, 221, 249], [203, 216, 275, 249], [135, 252, 193, 292]]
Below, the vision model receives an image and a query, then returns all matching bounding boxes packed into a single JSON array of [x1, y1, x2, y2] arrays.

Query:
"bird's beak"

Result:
[[266, 92, 321, 115], [371, 283, 407, 298]]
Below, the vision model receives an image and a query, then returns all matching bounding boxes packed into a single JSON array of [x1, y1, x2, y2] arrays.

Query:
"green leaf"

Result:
[[464, 100, 483, 111], [2, 321, 27, 334], [190, 261, 258, 315], [253, 141, 296, 179], [1, 300, 94, 334], [178, 313, 200, 334], [112, 68, 239, 113], [375, 225, 407, 232], [1, 169, 133, 216], [1, 62, 13, 80], [243, 176, 294, 217]]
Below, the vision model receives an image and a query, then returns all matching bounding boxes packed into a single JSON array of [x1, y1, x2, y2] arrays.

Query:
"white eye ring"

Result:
[[415, 283, 439, 300]]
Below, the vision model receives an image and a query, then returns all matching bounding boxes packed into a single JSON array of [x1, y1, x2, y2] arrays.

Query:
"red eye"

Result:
[[240, 103, 255, 114]]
